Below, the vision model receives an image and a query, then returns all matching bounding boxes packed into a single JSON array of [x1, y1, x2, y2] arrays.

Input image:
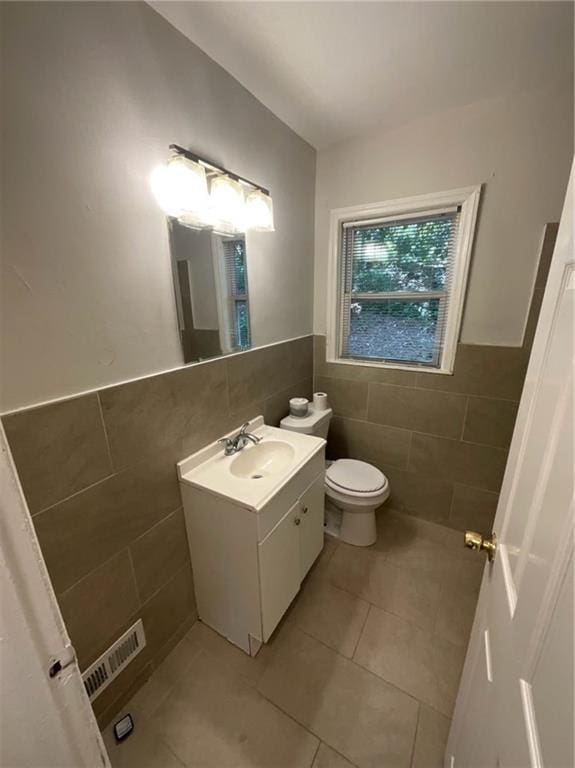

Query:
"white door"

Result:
[[0, 426, 110, 767], [448, 165, 574, 768]]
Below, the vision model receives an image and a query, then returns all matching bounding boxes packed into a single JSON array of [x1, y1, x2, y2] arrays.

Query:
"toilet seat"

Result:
[[324, 459, 390, 546], [325, 459, 388, 499]]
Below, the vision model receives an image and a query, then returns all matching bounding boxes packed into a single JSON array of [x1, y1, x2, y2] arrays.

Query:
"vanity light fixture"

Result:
[[244, 188, 275, 232], [210, 175, 246, 234], [150, 154, 210, 227], [151, 144, 274, 234]]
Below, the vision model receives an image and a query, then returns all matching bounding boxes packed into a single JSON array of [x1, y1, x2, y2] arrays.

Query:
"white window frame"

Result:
[[326, 185, 481, 375]]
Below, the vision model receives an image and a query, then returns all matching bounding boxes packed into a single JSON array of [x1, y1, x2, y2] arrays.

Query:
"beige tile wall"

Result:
[[315, 223, 558, 533], [2, 335, 313, 726]]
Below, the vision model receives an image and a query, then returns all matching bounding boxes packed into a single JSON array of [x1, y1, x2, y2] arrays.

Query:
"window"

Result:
[[222, 237, 251, 350], [328, 187, 480, 374]]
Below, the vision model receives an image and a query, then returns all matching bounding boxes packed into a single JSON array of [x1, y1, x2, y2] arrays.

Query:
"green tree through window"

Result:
[[228, 239, 251, 349], [342, 213, 456, 365]]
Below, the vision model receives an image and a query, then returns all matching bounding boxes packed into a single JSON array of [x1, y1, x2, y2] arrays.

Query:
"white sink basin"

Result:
[[230, 440, 295, 479], [177, 417, 326, 511]]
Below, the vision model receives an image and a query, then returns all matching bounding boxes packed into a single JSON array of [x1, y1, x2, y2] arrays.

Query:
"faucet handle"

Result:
[[238, 422, 262, 442], [217, 436, 236, 456]]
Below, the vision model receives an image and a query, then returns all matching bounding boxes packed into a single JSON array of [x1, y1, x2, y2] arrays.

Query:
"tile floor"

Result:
[[103, 510, 483, 768]]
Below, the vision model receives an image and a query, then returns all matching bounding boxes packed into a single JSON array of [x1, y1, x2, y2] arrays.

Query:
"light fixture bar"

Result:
[[169, 144, 270, 197]]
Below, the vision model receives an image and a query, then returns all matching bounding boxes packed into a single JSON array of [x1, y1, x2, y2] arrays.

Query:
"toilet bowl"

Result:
[[280, 403, 390, 547], [325, 459, 389, 546]]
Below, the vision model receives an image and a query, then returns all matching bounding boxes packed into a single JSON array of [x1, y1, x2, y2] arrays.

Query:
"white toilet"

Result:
[[280, 404, 390, 546]]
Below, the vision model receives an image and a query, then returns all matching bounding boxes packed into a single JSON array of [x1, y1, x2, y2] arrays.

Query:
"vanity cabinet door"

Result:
[[299, 473, 325, 580], [258, 503, 301, 641]]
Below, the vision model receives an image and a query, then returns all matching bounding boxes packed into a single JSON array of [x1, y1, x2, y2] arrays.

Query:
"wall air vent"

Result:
[[81, 619, 146, 701]]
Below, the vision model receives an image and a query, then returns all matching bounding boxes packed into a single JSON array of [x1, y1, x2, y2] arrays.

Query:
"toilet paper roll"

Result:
[[313, 392, 329, 411], [289, 397, 309, 417]]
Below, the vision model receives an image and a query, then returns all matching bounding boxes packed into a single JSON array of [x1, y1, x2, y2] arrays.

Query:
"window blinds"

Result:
[[338, 207, 461, 367], [221, 238, 251, 350]]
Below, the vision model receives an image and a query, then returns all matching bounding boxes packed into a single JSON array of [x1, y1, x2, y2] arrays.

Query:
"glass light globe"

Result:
[[150, 156, 210, 226], [210, 175, 246, 233], [244, 189, 275, 232]]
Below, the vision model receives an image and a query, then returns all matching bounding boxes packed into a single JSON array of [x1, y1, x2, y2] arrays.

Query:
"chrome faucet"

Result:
[[218, 423, 262, 456]]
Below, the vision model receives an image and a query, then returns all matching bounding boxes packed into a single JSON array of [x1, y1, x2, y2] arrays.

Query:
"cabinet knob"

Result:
[[302, 505, 308, 514], [294, 517, 301, 526]]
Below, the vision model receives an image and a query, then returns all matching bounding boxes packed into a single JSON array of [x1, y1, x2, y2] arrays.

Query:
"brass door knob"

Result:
[[464, 531, 497, 562]]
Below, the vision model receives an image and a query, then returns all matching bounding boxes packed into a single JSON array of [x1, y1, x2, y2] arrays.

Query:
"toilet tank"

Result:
[[280, 405, 333, 438]]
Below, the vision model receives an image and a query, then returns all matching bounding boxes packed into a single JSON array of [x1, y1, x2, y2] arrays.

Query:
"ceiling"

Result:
[[150, 1, 574, 149]]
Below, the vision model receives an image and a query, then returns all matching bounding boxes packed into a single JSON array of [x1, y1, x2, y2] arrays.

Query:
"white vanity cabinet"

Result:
[[259, 473, 325, 641], [177, 420, 326, 656], [298, 473, 326, 579]]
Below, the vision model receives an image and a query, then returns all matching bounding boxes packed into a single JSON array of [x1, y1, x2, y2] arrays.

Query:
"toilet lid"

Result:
[[325, 459, 386, 494]]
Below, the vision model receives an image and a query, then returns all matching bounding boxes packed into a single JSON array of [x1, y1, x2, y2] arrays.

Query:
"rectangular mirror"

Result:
[[169, 220, 252, 364]]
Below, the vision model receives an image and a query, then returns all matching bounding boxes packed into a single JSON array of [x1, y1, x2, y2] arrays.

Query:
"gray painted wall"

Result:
[[314, 86, 573, 345], [0, 2, 315, 412]]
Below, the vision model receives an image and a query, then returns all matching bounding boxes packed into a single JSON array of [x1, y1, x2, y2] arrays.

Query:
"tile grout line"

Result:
[[319, 541, 475, 641], [162, 740, 187, 768], [138, 559, 193, 608], [150, 615, 200, 680], [322, 537, 340, 568], [324, 576, 462, 650], [447, 477, 458, 527], [459, 435, 510, 450], [141, 639, 204, 725], [328, 744, 361, 768], [316, 741, 362, 768], [351, 649, 457, 721], [32, 425, 192, 519], [126, 545, 143, 608], [300, 572, 371, 620], [409, 702, 423, 768], [59, 547, 190, 615], [286, 619, 424, 711], [57, 545, 132, 600], [365, 381, 372, 421], [452, 480, 500, 496], [309, 740, 321, 768], [251, 680, 329, 760], [334, 412, 509, 454], [32, 470, 118, 518], [350, 602, 372, 660], [223, 356, 233, 420], [254, 674, 364, 768], [405, 427, 415, 471], [96, 390, 116, 473], [461, 392, 520, 404], [128, 506, 184, 549], [460, 395, 470, 441], [316, 370, 522, 402], [53, 503, 185, 598]]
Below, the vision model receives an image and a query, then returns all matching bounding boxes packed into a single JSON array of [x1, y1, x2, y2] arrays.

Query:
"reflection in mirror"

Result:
[[169, 219, 251, 364]]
